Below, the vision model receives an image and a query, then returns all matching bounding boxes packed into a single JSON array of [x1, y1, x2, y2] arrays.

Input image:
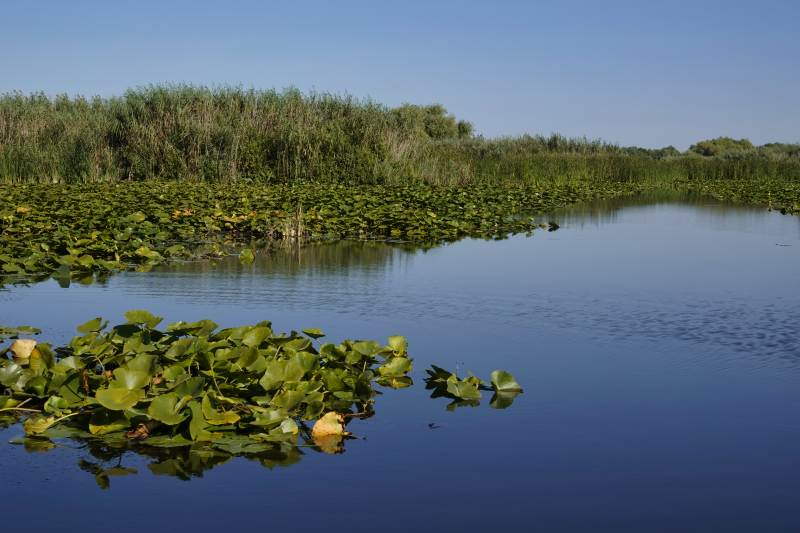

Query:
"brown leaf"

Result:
[[311, 412, 348, 438], [10, 339, 37, 360]]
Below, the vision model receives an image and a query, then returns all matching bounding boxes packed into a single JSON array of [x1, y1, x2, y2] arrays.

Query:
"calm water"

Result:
[[2, 196, 799, 532]]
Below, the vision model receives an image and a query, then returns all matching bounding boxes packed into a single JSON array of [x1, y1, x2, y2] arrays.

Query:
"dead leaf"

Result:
[[311, 412, 347, 438], [311, 412, 348, 454], [10, 339, 38, 365], [10, 339, 37, 359]]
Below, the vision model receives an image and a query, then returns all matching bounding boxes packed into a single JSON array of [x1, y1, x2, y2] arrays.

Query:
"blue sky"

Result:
[[1, 0, 797, 149]]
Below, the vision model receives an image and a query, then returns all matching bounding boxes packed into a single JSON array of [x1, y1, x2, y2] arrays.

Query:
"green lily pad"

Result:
[[95, 387, 144, 411]]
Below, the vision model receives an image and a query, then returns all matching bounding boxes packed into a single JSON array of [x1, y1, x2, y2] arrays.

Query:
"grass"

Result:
[[1, 85, 798, 187]]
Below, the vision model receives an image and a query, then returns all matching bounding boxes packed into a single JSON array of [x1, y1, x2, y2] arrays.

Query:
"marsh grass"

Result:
[[1, 85, 798, 186]]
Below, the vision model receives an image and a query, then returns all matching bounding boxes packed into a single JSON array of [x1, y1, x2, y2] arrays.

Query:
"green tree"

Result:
[[689, 137, 754, 157]]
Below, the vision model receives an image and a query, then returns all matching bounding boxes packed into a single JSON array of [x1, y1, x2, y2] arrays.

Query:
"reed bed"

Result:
[[1, 85, 798, 187]]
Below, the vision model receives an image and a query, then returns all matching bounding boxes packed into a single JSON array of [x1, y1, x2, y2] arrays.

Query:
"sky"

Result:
[[1, 0, 798, 149]]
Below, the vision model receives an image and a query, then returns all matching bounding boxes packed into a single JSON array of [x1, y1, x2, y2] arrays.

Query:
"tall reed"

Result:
[[1, 85, 798, 186]]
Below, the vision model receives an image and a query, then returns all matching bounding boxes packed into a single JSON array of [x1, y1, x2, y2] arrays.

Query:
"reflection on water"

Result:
[[7, 431, 304, 489], [550, 190, 800, 238], [2, 194, 800, 532], [156, 240, 418, 278]]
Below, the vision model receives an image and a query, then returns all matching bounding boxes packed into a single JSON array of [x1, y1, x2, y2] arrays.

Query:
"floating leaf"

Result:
[[23, 415, 57, 435], [242, 326, 271, 348], [311, 412, 347, 438], [445, 376, 482, 401], [124, 310, 163, 329], [378, 356, 412, 378], [201, 395, 241, 425], [490, 370, 523, 392], [95, 388, 144, 411], [10, 339, 37, 362], [89, 410, 130, 435], [302, 328, 325, 339], [148, 393, 189, 425], [386, 335, 408, 355], [76, 317, 105, 333]]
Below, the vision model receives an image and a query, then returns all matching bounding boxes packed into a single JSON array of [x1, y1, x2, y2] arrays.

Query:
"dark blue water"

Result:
[[2, 197, 799, 532]]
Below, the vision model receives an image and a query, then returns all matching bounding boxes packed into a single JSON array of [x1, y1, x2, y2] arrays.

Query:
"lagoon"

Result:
[[2, 195, 799, 532]]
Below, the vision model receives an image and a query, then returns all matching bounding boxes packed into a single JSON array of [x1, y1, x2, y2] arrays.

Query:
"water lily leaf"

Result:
[[242, 326, 271, 348], [188, 400, 218, 441], [170, 377, 204, 398], [124, 310, 163, 329], [250, 408, 288, 428], [445, 376, 482, 401], [89, 409, 130, 435], [95, 387, 144, 410], [10, 339, 37, 362], [76, 317, 105, 334], [386, 335, 408, 355], [279, 418, 298, 435], [201, 394, 241, 425], [259, 358, 306, 391], [376, 376, 413, 389], [0, 362, 24, 387], [302, 328, 325, 339], [352, 340, 381, 356], [311, 412, 347, 438], [26, 375, 48, 396], [0, 396, 20, 409], [270, 389, 306, 411], [148, 393, 189, 425], [110, 368, 151, 390], [490, 370, 523, 392], [54, 355, 85, 372], [377, 356, 412, 378], [166, 319, 218, 336], [23, 415, 57, 435], [126, 212, 146, 223], [27, 344, 54, 375], [43, 396, 69, 415], [125, 353, 157, 374]]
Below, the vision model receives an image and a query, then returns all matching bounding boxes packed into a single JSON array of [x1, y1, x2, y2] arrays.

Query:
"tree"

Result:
[[689, 137, 754, 157]]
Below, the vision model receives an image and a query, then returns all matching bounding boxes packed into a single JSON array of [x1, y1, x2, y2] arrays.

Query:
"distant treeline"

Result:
[[0, 85, 798, 184]]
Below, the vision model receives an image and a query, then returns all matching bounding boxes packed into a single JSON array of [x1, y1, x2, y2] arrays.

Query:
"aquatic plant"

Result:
[[0, 312, 522, 465], [0, 180, 640, 287]]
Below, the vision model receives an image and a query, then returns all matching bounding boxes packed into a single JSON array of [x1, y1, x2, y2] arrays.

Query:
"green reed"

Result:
[[1, 85, 798, 187]]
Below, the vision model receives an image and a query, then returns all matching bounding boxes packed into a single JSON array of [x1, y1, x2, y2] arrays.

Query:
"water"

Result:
[[2, 196, 799, 532]]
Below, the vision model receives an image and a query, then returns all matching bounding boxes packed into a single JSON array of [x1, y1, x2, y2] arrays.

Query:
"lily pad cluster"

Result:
[[425, 365, 524, 410], [0, 310, 415, 450], [0, 180, 642, 286], [1, 313, 525, 486], [1, 312, 523, 456], [0, 325, 40, 342]]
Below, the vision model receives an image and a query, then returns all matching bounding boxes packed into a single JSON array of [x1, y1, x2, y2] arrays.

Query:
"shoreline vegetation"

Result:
[[1, 85, 798, 186], [0, 85, 798, 287]]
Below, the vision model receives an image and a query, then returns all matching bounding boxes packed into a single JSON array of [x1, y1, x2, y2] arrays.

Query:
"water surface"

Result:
[[2, 195, 799, 532]]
